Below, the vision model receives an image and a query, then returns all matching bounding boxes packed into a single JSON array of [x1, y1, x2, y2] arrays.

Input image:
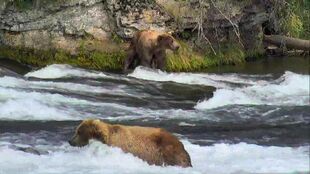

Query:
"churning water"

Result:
[[0, 58, 309, 174]]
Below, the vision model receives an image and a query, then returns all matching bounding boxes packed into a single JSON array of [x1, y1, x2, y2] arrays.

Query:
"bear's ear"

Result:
[[157, 34, 166, 42], [93, 119, 101, 124], [158, 34, 172, 43], [84, 119, 100, 125]]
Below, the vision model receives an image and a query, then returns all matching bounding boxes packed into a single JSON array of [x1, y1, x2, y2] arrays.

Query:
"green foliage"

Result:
[[11, 0, 32, 10], [245, 49, 264, 61], [166, 41, 246, 72], [179, 30, 192, 40], [285, 13, 303, 37], [111, 33, 124, 44], [279, 0, 309, 39], [0, 46, 126, 71], [89, 52, 125, 70]]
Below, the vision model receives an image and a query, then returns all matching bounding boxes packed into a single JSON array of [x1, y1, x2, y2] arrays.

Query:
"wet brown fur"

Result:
[[69, 119, 192, 167], [123, 30, 180, 72]]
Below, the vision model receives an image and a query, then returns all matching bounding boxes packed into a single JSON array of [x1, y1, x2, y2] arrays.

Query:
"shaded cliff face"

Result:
[[0, 0, 280, 68]]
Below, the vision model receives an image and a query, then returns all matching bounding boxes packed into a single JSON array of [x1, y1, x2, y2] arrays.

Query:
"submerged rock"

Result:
[[10, 145, 49, 155]]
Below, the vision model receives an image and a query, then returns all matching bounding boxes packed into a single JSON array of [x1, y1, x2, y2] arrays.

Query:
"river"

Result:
[[0, 56, 309, 174]]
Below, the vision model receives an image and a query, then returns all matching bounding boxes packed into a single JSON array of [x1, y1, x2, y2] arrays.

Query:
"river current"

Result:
[[0, 57, 309, 174]]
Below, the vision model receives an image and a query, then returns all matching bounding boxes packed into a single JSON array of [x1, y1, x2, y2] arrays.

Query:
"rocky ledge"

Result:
[[1, 0, 303, 71]]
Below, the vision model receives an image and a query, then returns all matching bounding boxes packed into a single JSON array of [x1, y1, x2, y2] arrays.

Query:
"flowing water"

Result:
[[0, 57, 309, 174]]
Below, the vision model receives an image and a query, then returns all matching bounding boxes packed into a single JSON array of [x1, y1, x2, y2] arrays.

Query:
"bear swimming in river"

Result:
[[68, 119, 192, 167], [123, 30, 180, 73]]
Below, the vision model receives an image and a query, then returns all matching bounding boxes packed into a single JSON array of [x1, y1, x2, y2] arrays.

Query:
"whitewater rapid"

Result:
[[1, 64, 309, 121], [0, 64, 309, 174], [25, 64, 109, 79], [0, 140, 308, 174], [129, 67, 310, 109]]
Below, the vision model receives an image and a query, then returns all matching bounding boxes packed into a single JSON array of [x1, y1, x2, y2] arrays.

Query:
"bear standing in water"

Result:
[[123, 30, 180, 73], [69, 119, 192, 167]]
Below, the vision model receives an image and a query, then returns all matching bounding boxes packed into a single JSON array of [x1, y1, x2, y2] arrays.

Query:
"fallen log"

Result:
[[263, 35, 310, 51]]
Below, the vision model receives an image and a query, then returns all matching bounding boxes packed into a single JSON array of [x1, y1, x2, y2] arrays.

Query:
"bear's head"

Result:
[[68, 119, 107, 147], [158, 34, 180, 51]]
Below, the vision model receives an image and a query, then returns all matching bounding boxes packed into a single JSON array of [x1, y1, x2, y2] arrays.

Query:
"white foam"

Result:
[[195, 71, 310, 109], [185, 141, 309, 174], [0, 87, 133, 120], [0, 73, 204, 121], [0, 85, 188, 121], [129, 67, 309, 109], [0, 141, 308, 174], [128, 66, 268, 88], [0, 86, 88, 120], [0, 76, 127, 95], [0, 98, 77, 120], [25, 64, 108, 79]]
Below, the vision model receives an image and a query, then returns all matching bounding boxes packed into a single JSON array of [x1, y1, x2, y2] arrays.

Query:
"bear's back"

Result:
[[107, 124, 191, 167], [135, 30, 162, 49]]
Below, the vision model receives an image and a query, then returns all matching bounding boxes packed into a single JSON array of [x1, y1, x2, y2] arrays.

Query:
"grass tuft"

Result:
[[0, 46, 126, 71], [278, 0, 309, 39], [166, 41, 246, 72]]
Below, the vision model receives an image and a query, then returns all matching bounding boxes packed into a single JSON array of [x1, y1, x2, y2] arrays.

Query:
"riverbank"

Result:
[[0, 40, 250, 72], [0, 0, 308, 72]]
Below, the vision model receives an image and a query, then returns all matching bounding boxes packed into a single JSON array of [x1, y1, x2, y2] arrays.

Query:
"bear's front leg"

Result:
[[140, 52, 152, 68], [123, 49, 137, 73], [154, 51, 166, 70]]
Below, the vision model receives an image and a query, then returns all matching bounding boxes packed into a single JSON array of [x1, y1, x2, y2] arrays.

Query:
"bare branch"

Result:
[[210, 0, 244, 48], [194, 0, 217, 55]]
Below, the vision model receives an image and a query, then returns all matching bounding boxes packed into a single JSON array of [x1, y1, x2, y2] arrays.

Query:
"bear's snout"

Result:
[[68, 138, 77, 146], [174, 45, 180, 51], [68, 134, 89, 147], [172, 42, 180, 51], [68, 136, 78, 146], [68, 134, 81, 147]]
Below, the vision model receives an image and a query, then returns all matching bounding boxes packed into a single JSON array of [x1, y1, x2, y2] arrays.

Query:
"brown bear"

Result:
[[123, 30, 180, 73], [68, 119, 192, 167]]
